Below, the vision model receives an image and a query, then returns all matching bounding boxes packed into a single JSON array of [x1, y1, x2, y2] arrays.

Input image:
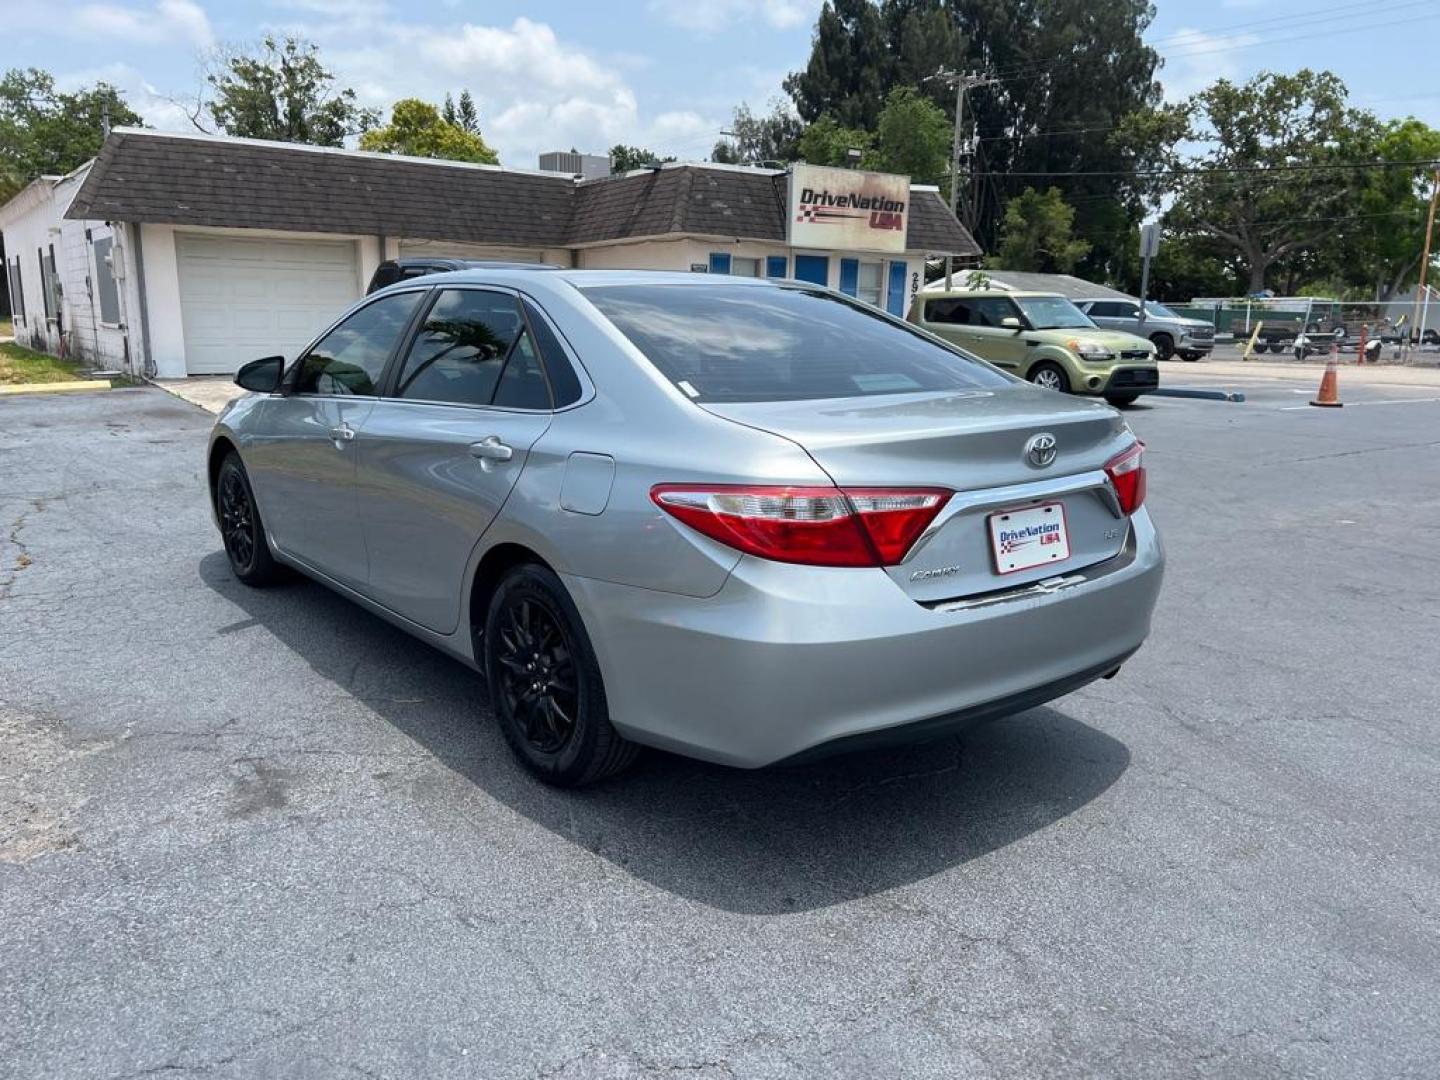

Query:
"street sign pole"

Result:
[[1138, 222, 1160, 329]]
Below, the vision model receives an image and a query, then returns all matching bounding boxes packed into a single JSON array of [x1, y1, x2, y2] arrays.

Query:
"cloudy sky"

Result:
[[5, 0, 1437, 168]]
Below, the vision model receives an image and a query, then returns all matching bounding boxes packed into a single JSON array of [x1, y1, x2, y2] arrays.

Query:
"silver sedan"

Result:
[[209, 269, 1164, 786]]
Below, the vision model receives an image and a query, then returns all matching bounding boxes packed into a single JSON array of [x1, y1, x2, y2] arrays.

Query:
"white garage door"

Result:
[[176, 233, 361, 374]]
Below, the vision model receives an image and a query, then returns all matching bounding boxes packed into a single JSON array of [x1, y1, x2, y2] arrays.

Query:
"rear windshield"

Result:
[[582, 284, 1010, 403]]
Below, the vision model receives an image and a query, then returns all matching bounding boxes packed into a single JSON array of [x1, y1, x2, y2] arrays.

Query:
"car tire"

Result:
[[484, 563, 639, 787], [1178, 350, 1201, 362], [1105, 393, 1140, 407], [1027, 362, 1071, 394], [1149, 333, 1175, 360], [216, 453, 283, 587]]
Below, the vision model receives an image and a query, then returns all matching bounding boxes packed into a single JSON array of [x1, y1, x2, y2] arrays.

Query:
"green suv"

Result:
[[908, 289, 1159, 406]]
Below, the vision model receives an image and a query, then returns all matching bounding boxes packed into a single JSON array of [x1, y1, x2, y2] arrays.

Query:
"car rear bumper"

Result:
[[564, 507, 1164, 768]]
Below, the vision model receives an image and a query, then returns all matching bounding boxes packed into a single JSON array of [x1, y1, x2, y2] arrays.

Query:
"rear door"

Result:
[[1086, 300, 1142, 335], [353, 288, 557, 634]]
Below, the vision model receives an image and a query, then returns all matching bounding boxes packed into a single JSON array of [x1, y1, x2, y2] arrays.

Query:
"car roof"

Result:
[[405, 268, 790, 289]]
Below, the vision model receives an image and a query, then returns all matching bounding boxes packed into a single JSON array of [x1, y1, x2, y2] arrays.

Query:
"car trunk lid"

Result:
[[701, 386, 1135, 602]]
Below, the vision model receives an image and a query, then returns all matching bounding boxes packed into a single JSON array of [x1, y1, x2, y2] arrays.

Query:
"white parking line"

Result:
[[1279, 396, 1440, 411]]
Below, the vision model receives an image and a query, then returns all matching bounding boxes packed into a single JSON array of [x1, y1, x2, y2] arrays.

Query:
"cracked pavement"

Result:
[[1, 384, 1437, 1078]]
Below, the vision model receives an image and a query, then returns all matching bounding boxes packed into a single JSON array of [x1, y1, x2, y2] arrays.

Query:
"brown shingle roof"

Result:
[[67, 130, 575, 247], [66, 130, 980, 256]]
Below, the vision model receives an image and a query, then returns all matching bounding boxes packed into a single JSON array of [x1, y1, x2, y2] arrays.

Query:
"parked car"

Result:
[[211, 270, 1163, 786], [1076, 298, 1215, 361], [909, 289, 1159, 407], [366, 257, 556, 294]]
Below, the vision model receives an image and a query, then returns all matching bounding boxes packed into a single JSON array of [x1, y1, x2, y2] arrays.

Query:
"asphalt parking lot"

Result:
[[2, 374, 1438, 1079]]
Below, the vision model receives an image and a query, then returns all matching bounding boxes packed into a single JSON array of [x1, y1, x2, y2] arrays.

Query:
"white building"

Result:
[[0, 128, 980, 379]]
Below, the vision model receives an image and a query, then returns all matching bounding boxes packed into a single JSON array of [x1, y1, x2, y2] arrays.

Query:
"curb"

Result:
[[1152, 387, 1246, 403], [0, 379, 113, 397]]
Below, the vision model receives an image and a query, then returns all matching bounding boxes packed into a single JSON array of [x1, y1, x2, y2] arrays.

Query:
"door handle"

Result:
[[328, 422, 355, 446], [469, 436, 514, 467]]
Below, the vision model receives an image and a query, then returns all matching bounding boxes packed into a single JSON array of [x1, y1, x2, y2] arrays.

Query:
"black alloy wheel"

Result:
[[494, 594, 580, 755], [216, 454, 280, 586], [484, 564, 639, 786]]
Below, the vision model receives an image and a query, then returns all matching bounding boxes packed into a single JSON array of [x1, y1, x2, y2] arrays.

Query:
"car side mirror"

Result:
[[235, 355, 284, 393], [1000, 316, 1023, 331]]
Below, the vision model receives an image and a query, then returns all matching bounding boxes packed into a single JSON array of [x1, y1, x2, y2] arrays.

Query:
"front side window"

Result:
[[93, 237, 121, 325], [396, 288, 548, 409], [294, 291, 422, 396], [1014, 296, 1094, 330], [969, 296, 1021, 327], [584, 283, 1010, 404]]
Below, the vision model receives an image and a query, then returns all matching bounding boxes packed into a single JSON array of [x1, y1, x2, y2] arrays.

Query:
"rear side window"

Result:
[[584, 284, 1009, 404], [924, 298, 972, 324], [522, 298, 584, 407], [295, 291, 422, 396], [396, 288, 549, 409]]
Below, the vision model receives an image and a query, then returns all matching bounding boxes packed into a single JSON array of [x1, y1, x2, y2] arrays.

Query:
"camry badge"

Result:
[[1024, 432, 1057, 468]]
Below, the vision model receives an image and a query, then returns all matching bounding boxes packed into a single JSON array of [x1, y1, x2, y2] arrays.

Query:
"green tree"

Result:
[[1139, 70, 1364, 294], [359, 98, 499, 164], [1340, 118, 1440, 300], [796, 115, 872, 166], [871, 85, 949, 182], [609, 144, 674, 172], [710, 101, 804, 164], [0, 68, 143, 201], [988, 187, 1091, 273], [457, 90, 479, 135], [208, 36, 378, 146], [785, 0, 1163, 275], [785, 0, 888, 130]]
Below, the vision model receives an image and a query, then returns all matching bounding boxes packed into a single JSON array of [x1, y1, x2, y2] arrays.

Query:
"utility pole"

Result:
[[1405, 168, 1439, 362], [924, 69, 997, 291]]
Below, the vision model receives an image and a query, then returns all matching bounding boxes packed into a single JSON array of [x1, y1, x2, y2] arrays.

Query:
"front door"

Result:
[[355, 288, 554, 634], [246, 289, 424, 587], [966, 295, 1030, 371]]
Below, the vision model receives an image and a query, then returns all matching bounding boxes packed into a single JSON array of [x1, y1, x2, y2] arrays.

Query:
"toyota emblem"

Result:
[[1024, 432, 1057, 468]]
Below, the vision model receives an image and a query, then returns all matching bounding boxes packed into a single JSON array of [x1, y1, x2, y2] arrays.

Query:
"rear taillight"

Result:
[[650, 485, 949, 568], [1104, 441, 1146, 515]]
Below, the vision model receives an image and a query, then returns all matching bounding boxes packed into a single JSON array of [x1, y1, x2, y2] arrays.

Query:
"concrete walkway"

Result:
[[154, 376, 246, 414]]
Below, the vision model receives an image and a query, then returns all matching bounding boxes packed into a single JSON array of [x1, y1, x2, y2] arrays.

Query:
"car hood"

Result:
[[1032, 328, 1153, 352]]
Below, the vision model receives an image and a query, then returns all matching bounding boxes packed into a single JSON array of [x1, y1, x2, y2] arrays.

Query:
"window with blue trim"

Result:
[[765, 255, 787, 278], [708, 252, 732, 274]]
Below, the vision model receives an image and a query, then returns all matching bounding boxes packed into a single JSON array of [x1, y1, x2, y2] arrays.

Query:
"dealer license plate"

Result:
[[988, 502, 1071, 574]]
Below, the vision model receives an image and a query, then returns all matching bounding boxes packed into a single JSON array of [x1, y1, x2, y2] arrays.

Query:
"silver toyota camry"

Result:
[[209, 269, 1163, 786]]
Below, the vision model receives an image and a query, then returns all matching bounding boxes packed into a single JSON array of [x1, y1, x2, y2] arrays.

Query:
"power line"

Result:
[[976, 159, 1440, 179]]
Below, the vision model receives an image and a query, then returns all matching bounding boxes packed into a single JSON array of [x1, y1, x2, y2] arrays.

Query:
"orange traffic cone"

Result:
[[1310, 358, 1343, 407]]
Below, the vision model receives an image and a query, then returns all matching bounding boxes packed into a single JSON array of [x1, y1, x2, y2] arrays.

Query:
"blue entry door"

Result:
[[793, 254, 828, 286], [886, 260, 908, 316]]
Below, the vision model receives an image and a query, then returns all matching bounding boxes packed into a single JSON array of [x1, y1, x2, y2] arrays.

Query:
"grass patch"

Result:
[[0, 318, 12, 338], [0, 341, 86, 385]]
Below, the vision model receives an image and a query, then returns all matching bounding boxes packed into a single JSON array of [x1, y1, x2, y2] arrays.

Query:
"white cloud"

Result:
[[56, 62, 198, 131], [317, 16, 725, 167], [72, 0, 214, 49], [648, 0, 819, 34], [1157, 28, 1261, 101]]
